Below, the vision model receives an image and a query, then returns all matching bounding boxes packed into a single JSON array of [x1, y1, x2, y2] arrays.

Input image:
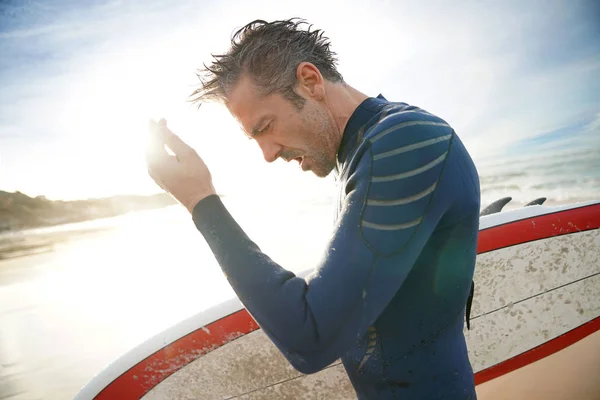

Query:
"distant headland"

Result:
[[0, 190, 178, 232]]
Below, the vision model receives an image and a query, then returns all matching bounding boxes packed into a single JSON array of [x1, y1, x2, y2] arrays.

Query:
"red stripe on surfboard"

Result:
[[94, 309, 259, 400], [477, 203, 600, 254], [96, 203, 600, 398], [474, 315, 600, 385]]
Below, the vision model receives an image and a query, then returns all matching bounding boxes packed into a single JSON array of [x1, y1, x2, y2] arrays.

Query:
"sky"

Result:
[[0, 0, 599, 201]]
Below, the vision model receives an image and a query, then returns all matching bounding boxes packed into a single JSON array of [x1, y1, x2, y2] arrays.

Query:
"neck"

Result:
[[323, 82, 369, 148]]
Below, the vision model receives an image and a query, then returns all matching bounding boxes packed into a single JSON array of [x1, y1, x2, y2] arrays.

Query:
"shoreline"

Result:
[[0, 205, 181, 262]]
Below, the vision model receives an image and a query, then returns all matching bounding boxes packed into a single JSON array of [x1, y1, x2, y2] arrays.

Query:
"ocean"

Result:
[[1, 143, 599, 400], [475, 141, 600, 209]]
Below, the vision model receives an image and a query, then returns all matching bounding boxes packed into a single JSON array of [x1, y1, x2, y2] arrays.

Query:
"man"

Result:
[[146, 18, 480, 399]]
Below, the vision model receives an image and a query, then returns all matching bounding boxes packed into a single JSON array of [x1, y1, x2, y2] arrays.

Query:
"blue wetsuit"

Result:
[[192, 95, 481, 399]]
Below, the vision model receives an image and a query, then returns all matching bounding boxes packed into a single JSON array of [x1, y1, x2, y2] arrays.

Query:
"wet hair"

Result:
[[189, 18, 344, 110]]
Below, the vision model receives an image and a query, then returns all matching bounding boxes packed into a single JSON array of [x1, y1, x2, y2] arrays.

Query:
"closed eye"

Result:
[[259, 121, 272, 134], [249, 121, 272, 140]]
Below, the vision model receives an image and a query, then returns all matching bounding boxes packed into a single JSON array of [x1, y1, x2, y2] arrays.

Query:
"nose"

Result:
[[257, 139, 282, 163]]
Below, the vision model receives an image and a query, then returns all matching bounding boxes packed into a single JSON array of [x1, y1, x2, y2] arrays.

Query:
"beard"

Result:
[[298, 102, 338, 178]]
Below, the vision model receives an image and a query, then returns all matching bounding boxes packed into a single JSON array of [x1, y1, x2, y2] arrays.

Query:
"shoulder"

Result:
[[363, 104, 455, 153], [359, 105, 455, 180], [341, 104, 453, 172], [342, 104, 456, 185]]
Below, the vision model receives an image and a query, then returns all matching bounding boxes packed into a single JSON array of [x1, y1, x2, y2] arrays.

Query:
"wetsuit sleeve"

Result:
[[192, 114, 456, 374]]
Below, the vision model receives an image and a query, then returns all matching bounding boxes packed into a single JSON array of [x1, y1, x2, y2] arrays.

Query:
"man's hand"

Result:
[[145, 118, 216, 213]]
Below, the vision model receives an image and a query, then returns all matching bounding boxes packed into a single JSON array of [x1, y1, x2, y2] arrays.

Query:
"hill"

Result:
[[0, 191, 178, 232]]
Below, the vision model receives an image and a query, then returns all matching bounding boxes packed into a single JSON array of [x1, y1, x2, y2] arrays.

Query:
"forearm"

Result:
[[191, 195, 314, 346]]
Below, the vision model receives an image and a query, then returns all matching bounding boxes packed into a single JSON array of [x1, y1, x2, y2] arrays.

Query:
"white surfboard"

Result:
[[75, 200, 600, 400]]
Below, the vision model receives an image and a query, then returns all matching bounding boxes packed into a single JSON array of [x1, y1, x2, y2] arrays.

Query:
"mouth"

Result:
[[299, 157, 309, 171], [283, 155, 308, 170]]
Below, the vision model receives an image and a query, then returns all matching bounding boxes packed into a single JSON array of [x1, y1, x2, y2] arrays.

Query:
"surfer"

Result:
[[146, 18, 481, 400]]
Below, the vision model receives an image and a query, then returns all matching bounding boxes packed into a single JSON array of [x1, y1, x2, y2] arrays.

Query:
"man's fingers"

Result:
[[147, 118, 195, 159], [147, 118, 197, 160], [158, 125, 196, 159]]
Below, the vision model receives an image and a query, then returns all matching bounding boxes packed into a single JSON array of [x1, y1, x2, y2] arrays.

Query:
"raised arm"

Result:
[[192, 116, 457, 374]]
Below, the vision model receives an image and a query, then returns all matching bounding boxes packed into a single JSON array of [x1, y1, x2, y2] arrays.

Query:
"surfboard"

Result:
[[74, 200, 600, 399]]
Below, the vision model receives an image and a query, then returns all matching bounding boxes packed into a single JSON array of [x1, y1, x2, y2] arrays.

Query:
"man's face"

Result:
[[226, 74, 338, 177]]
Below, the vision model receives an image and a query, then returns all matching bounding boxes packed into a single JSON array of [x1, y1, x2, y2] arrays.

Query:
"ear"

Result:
[[295, 62, 325, 100]]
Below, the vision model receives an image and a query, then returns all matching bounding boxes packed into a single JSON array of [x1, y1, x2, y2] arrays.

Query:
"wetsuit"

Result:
[[192, 94, 481, 399]]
